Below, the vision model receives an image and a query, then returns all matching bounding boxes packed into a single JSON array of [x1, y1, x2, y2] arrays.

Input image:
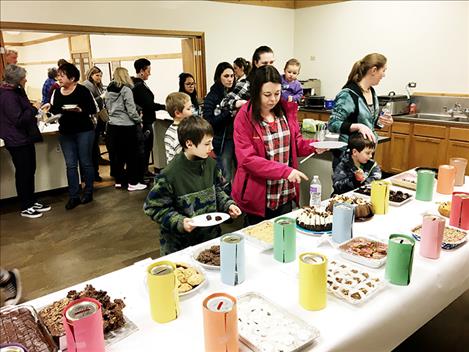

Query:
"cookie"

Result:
[[187, 273, 204, 286], [178, 283, 192, 293], [183, 268, 197, 278]]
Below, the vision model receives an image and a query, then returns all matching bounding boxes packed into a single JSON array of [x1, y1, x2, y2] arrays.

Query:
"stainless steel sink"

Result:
[[414, 113, 456, 121]]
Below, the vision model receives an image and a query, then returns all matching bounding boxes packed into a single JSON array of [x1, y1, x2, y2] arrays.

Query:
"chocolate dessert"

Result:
[[0, 306, 57, 352], [206, 215, 212, 220], [196, 245, 220, 266], [327, 195, 374, 219], [215, 215, 222, 221], [296, 207, 333, 232], [356, 186, 412, 203], [39, 284, 125, 338]]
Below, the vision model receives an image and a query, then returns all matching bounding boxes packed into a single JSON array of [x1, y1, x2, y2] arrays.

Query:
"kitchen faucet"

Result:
[[443, 103, 468, 118]]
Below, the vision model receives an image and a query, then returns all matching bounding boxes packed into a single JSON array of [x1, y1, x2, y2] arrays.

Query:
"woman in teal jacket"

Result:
[[328, 53, 393, 169]]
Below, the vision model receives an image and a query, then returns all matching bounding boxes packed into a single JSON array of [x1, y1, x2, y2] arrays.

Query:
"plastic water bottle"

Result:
[[377, 102, 391, 128], [309, 175, 322, 208]]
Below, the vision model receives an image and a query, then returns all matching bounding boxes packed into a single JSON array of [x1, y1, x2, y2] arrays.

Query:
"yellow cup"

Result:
[[147, 261, 179, 323]]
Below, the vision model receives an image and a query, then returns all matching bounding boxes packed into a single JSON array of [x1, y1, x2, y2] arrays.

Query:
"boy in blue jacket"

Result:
[[332, 132, 382, 195]]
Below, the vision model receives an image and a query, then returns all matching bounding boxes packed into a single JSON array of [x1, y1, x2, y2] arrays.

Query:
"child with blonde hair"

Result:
[[281, 58, 303, 103], [164, 92, 193, 163]]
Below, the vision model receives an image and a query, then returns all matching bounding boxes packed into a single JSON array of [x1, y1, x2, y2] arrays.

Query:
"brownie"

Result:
[[39, 284, 126, 337], [206, 215, 212, 220], [215, 216, 222, 221], [0, 306, 57, 352]]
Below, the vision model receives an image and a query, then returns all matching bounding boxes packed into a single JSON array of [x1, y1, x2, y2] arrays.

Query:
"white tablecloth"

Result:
[[26, 175, 469, 352]]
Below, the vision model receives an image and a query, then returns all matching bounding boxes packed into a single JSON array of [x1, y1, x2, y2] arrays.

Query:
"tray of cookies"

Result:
[[237, 292, 320, 352], [411, 225, 467, 250], [327, 259, 385, 305], [241, 220, 274, 250], [338, 237, 388, 268], [1, 304, 58, 352], [174, 262, 207, 296]]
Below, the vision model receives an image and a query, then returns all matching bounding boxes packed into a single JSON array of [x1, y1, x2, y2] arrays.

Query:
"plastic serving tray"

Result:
[[353, 186, 414, 207], [338, 237, 387, 268], [237, 292, 320, 352], [241, 220, 274, 250]]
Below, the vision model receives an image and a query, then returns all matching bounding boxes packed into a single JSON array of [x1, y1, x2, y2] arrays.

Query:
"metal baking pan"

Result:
[[237, 292, 320, 352]]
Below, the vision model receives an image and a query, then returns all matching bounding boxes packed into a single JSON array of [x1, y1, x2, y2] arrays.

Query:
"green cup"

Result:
[[385, 234, 415, 286], [416, 169, 435, 201], [274, 217, 296, 263]]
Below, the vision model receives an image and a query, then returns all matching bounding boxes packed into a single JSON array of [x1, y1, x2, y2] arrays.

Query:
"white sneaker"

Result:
[[115, 183, 122, 189], [21, 208, 43, 218], [2, 269, 22, 306], [128, 183, 147, 192], [32, 202, 51, 212]]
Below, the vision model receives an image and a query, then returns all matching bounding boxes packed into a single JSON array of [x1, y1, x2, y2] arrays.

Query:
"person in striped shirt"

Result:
[[164, 92, 193, 163]]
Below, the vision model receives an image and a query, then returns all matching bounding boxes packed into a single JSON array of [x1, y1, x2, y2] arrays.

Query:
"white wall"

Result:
[[294, 1, 469, 98], [1, 0, 295, 93], [90, 34, 183, 101]]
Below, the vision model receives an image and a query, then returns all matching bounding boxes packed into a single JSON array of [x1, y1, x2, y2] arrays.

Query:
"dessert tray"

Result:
[[241, 220, 274, 250], [327, 259, 386, 305], [338, 237, 388, 268], [237, 292, 320, 352], [353, 185, 414, 207], [295, 206, 332, 236], [1, 305, 58, 352], [190, 212, 230, 227], [192, 243, 220, 270], [411, 225, 467, 250], [327, 195, 374, 222]]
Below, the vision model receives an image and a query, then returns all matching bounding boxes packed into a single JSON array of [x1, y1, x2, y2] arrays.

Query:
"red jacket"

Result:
[[232, 100, 315, 217]]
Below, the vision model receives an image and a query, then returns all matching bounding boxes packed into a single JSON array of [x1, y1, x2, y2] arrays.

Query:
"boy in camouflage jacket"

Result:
[[144, 116, 241, 255], [332, 132, 382, 195]]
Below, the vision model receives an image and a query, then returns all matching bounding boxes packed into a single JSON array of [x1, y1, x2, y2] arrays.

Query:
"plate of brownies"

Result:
[[190, 212, 230, 227]]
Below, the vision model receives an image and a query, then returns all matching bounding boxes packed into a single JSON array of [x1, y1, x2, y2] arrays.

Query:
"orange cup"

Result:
[[449, 158, 467, 186], [436, 165, 456, 194]]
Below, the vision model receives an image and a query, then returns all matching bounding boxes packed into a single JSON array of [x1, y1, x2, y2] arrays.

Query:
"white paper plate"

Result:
[[62, 104, 78, 110], [190, 212, 229, 227], [310, 141, 347, 149]]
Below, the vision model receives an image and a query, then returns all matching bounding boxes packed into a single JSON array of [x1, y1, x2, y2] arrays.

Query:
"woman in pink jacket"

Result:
[[232, 65, 325, 225]]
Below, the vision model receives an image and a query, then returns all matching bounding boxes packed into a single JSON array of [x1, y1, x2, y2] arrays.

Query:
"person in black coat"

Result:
[[203, 62, 235, 185], [131, 58, 166, 178]]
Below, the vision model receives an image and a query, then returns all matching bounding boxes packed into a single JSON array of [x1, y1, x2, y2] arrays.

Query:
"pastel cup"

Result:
[[449, 158, 467, 186], [436, 165, 456, 194]]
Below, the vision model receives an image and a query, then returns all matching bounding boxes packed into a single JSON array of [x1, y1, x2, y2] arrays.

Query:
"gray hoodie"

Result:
[[105, 82, 141, 126]]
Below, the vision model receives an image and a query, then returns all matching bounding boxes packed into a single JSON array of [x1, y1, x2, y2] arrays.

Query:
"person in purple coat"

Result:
[[0, 65, 51, 218], [281, 58, 303, 103]]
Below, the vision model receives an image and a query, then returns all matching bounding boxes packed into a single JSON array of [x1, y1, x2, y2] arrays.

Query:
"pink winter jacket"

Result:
[[232, 100, 316, 217]]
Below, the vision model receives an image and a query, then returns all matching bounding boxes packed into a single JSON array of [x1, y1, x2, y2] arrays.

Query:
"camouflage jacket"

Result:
[[144, 152, 235, 255], [332, 151, 382, 195]]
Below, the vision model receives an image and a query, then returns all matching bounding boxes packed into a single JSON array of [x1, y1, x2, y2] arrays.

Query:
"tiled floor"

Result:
[[0, 163, 467, 351]]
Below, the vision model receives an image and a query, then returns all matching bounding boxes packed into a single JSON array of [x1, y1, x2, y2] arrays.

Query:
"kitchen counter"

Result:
[[394, 114, 469, 127]]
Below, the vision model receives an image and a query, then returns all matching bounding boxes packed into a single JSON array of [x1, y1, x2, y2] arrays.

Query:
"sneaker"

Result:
[[2, 269, 22, 306], [65, 198, 81, 210], [32, 202, 51, 212], [21, 207, 43, 218], [128, 183, 147, 192], [115, 183, 122, 189]]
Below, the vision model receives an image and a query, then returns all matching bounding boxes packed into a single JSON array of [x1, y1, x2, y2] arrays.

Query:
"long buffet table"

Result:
[[26, 173, 469, 352]]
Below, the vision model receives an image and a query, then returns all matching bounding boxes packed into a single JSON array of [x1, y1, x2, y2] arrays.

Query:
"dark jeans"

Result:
[[142, 123, 153, 173], [244, 200, 293, 227], [107, 124, 140, 185], [59, 130, 94, 199], [6, 144, 36, 210], [92, 119, 106, 177], [213, 137, 236, 185]]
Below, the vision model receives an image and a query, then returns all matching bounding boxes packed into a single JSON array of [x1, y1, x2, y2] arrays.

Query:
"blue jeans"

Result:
[[59, 130, 94, 199], [213, 137, 235, 184]]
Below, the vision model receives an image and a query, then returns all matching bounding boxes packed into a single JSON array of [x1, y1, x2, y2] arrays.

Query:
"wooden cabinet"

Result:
[[297, 110, 330, 124], [389, 132, 410, 173], [409, 136, 447, 169], [375, 130, 391, 172]]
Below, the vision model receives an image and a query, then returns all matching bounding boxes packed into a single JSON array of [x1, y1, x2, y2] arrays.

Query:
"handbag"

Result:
[[96, 108, 110, 123]]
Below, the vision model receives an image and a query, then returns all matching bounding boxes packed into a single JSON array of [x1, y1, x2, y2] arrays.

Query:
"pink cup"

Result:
[[436, 165, 456, 194], [449, 157, 467, 186], [419, 215, 445, 259]]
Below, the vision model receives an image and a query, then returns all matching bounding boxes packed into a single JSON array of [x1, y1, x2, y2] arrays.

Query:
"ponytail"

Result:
[[346, 53, 387, 85]]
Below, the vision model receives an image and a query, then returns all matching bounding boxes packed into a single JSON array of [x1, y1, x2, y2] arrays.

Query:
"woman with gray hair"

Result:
[[0, 65, 52, 218]]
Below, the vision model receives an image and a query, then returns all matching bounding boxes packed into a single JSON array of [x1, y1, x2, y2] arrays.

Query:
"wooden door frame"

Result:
[[0, 21, 207, 94]]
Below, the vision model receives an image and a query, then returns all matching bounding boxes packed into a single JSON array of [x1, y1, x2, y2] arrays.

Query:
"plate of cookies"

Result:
[[193, 244, 220, 270], [190, 212, 230, 227], [174, 262, 207, 296]]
